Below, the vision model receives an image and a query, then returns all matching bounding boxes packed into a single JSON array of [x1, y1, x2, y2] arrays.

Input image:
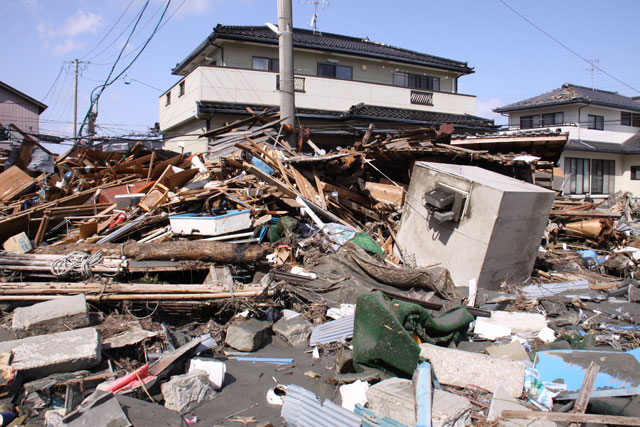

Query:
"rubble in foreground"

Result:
[[0, 116, 640, 426]]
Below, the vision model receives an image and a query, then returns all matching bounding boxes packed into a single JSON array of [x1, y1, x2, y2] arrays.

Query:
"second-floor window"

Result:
[[393, 71, 440, 91], [178, 81, 185, 97], [253, 57, 279, 72], [588, 114, 604, 130], [317, 63, 352, 80], [622, 111, 640, 127], [165, 91, 171, 106], [520, 112, 563, 129]]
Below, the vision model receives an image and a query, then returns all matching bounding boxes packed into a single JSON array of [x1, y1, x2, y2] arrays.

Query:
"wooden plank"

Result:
[[365, 182, 405, 207], [311, 165, 327, 210], [550, 210, 621, 218], [573, 362, 600, 414], [500, 410, 640, 425], [0, 166, 36, 201]]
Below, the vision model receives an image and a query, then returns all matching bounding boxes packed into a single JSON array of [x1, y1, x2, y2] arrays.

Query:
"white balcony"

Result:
[[160, 66, 477, 131]]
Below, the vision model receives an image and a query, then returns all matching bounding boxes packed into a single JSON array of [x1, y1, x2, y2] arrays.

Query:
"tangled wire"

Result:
[[50, 251, 104, 279]]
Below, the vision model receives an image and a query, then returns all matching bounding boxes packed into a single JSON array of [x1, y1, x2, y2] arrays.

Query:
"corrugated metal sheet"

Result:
[[309, 314, 354, 346], [281, 384, 361, 427], [520, 280, 589, 299]]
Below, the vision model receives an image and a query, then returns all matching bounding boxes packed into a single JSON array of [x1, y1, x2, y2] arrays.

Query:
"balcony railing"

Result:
[[410, 90, 434, 106], [276, 75, 306, 92]]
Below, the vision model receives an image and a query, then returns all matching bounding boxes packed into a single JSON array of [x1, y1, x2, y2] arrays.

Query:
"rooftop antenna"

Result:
[[585, 59, 599, 90], [300, 0, 329, 34]]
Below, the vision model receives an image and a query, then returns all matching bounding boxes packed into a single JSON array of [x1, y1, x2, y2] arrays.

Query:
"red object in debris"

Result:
[[109, 212, 127, 229], [101, 364, 149, 393]]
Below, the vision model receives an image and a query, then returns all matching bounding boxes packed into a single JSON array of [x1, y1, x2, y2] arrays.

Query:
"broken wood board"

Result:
[[0, 166, 36, 201]]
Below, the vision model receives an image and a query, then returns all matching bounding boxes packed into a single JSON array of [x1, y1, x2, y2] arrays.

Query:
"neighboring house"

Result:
[[0, 81, 47, 134], [160, 24, 495, 153], [494, 83, 640, 196]]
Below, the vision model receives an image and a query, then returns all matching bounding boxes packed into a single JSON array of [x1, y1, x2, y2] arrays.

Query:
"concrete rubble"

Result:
[[0, 113, 639, 425]]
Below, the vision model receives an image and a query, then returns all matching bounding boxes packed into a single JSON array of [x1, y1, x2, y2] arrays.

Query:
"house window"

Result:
[[588, 114, 604, 130], [178, 81, 185, 97], [317, 63, 352, 80], [564, 157, 615, 194], [165, 91, 171, 106], [520, 112, 563, 129], [393, 71, 440, 91], [622, 111, 640, 127], [253, 57, 279, 72], [631, 166, 640, 180]]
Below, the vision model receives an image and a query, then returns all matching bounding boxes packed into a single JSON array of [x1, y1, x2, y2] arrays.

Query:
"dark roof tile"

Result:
[[174, 25, 473, 75], [494, 84, 640, 113]]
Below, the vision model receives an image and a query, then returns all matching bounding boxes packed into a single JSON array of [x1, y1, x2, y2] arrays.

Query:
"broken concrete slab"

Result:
[[63, 390, 131, 427], [366, 377, 473, 427], [419, 343, 525, 397], [0, 327, 100, 379], [488, 384, 556, 427], [431, 389, 472, 427], [224, 318, 271, 352], [12, 294, 89, 338], [102, 327, 158, 350], [272, 315, 313, 346], [161, 369, 216, 413]]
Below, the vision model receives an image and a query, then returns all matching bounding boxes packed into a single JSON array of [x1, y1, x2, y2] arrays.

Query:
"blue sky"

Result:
[[1, 0, 639, 137]]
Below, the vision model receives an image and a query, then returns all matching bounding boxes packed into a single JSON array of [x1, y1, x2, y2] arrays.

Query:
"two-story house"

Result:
[[159, 24, 495, 153], [0, 81, 48, 135], [494, 83, 640, 196]]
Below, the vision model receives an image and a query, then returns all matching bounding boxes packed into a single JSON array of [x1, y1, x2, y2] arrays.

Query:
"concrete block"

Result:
[[161, 370, 216, 413], [366, 378, 472, 427], [419, 343, 525, 398], [225, 318, 271, 352], [12, 294, 89, 338], [366, 378, 415, 426], [0, 327, 101, 379], [432, 389, 472, 427], [488, 384, 556, 427], [273, 315, 313, 346]]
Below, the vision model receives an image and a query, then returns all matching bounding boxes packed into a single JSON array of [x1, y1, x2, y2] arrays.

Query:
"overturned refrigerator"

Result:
[[396, 162, 554, 290]]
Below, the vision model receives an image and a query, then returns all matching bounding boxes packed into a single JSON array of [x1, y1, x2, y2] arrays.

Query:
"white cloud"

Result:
[[62, 10, 104, 37], [476, 98, 508, 125], [50, 38, 85, 55], [33, 8, 102, 55]]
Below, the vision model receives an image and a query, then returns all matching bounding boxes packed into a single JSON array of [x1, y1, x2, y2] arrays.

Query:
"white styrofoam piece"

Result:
[[169, 210, 251, 236]]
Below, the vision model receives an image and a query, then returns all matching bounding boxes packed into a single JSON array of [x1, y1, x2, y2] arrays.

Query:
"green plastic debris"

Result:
[[349, 232, 384, 255], [353, 291, 474, 378]]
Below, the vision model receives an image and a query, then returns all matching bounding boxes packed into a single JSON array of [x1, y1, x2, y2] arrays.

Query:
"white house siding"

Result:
[[0, 87, 41, 133], [507, 105, 636, 144], [214, 40, 458, 93]]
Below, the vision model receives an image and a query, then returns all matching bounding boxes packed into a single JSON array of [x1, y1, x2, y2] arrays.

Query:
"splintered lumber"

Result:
[[36, 241, 272, 263], [550, 209, 621, 218]]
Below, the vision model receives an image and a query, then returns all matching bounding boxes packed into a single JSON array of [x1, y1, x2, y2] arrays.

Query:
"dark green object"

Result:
[[270, 216, 299, 243], [353, 291, 474, 378], [349, 232, 384, 255]]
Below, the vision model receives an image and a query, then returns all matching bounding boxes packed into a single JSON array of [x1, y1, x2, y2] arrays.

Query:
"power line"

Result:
[[79, 0, 152, 136], [81, 0, 136, 60], [86, 2, 145, 63], [41, 64, 65, 103], [498, 0, 640, 95]]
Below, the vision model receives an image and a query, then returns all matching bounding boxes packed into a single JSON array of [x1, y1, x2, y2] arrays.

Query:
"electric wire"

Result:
[[78, 0, 151, 136], [81, 0, 135, 60], [41, 64, 65, 103], [498, 0, 640, 94]]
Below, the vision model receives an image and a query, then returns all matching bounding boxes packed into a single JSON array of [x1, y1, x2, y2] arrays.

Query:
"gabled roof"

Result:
[[0, 81, 47, 113], [494, 83, 640, 114], [173, 24, 474, 75]]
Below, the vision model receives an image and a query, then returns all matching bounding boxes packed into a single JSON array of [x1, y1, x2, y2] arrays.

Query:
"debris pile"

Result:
[[0, 117, 639, 426]]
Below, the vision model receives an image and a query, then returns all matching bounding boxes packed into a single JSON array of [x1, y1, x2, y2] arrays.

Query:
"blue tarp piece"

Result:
[[534, 349, 640, 397]]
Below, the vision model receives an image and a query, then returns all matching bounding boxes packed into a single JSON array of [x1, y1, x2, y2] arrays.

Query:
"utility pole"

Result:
[[278, 0, 296, 143], [73, 58, 79, 138]]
